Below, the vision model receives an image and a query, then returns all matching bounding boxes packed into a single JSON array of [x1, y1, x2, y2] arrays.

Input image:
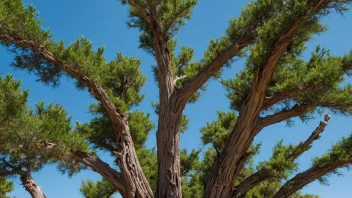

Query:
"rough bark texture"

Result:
[[0, 30, 153, 198], [20, 172, 46, 198], [150, 10, 183, 198]]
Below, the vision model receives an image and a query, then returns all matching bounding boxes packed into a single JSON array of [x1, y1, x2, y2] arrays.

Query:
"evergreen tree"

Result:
[[1, 0, 352, 198]]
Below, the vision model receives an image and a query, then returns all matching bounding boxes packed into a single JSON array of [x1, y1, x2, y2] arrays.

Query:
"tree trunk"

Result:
[[156, 103, 183, 198], [151, 19, 183, 198], [20, 172, 46, 198]]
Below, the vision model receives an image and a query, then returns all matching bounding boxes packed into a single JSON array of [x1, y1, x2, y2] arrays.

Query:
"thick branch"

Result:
[[273, 159, 352, 198], [71, 151, 125, 197]]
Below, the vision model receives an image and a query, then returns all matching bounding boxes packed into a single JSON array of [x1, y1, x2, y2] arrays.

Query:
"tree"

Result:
[[1, 0, 352, 198]]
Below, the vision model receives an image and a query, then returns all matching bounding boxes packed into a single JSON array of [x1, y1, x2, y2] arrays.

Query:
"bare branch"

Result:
[[289, 114, 331, 159], [174, 75, 186, 84]]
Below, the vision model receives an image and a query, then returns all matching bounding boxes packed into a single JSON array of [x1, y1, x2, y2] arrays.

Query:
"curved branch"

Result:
[[233, 114, 331, 198], [273, 159, 352, 198], [71, 151, 125, 197]]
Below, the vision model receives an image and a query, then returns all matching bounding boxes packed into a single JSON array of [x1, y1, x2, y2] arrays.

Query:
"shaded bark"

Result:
[[0, 30, 152, 198], [20, 172, 46, 198]]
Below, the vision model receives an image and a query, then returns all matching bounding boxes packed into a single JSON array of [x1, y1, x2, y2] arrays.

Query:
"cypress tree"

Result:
[[1, 0, 352, 198]]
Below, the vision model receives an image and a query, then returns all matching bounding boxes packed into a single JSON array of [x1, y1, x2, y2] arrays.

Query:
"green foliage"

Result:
[[312, 133, 352, 184], [257, 140, 297, 179], [136, 147, 158, 191], [0, 74, 89, 178], [0, 177, 13, 198], [121, 0, 197, 53], [80, 179, 116, 198], [200, 111, 237, 153]]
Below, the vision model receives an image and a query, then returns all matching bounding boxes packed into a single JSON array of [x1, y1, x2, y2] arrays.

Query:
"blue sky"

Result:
[[1, 0, 352, 197]]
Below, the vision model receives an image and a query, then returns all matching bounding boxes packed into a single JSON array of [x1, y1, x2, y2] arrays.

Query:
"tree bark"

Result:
[[20, 172, 46, 198]]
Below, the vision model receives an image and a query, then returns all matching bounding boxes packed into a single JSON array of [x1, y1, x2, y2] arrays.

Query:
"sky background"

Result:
[[1, 0, 352, 197]]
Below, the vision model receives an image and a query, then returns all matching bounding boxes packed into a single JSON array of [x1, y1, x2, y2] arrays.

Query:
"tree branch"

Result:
[[257, 104, 313, 132], [262, 58, 352, 111], [273, 159, 352, 198], [262, 84, 316, 110], [233, 114, 331, 198], [205, 4, 325, 195], [177, 41, 251, 106], [70, 150, 125, 197], [289, 114, 331, 159]]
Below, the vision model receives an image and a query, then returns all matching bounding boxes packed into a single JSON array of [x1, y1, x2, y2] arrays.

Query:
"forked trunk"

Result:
[[20, 172, 46, 198]]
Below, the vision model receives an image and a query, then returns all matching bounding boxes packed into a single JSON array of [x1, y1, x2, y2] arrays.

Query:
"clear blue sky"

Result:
[[1, 0, 352, 197]]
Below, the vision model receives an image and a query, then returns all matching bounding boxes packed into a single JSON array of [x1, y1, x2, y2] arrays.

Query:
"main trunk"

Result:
[[153, 26, 183, 198], [156, 101, 183, 198], [20, 172, 46, 198]]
